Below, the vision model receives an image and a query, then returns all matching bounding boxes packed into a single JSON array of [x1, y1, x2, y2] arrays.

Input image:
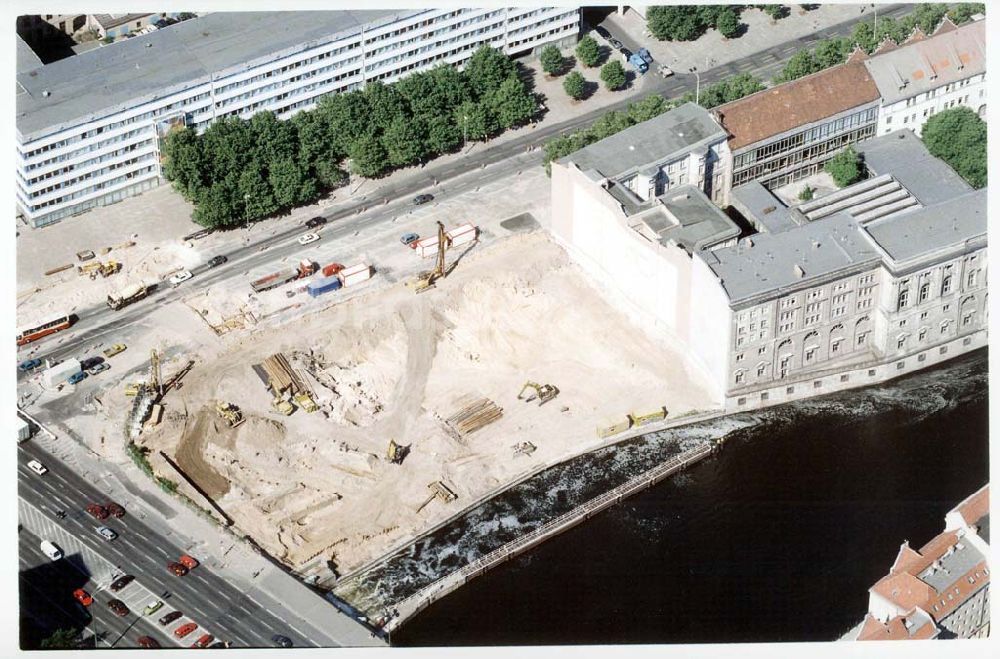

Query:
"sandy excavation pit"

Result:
[[137, 231, 717, 576]]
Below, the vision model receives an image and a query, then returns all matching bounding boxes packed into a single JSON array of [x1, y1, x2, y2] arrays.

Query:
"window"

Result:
[[897, 336, 906, 350], [757, 364, 766, 377], [963, 313, 974, 326], [735, 371, 745, 384], [941, 320, 951, 334], [814, 380, 822, 389], [898, 288, 909, 309], [737, 397, 746, 406], [840, 374, 849, 382], [760, 392, 768, 401], [736, 353, 744, 362], [942, 274, 952, 295], [786, 387, 794, 395], [869, 369, 877, 376], [858, 333, 868, 346], [967, 270, 979, 287], [758, 346, 766, 355], [919, 283, 930, 303], [831, 340, 841, 354], [805, 348, 816, 362], [919, 329, 927, 342]]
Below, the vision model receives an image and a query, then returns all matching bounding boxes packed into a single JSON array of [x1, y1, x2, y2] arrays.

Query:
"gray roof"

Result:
[[701, 212, 881, 303], [630, 185, 739, 253], [16, 10, 413, 140], [729, 180, 805, 234], [863, 188, 987, 264], [560, 102, 726, 180], [978, 514, 989, 544], [920, 539, 986, 593], [857, 129, 973, 206], [864, 19, 985, 106], [16, 35, 43, 75]]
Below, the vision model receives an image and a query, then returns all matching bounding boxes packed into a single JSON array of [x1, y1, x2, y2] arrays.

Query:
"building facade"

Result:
[[866, 17, 986, 137], [16, 8, 580, 227]]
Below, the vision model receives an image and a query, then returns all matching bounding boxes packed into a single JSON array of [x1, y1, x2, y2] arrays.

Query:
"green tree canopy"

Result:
[[40, 628, 81, 650], [716, 8, 741, 38], [575, 35, 601, 67], [949, 3, 985, 24], [824, 146, 862, 187], [464, 45, 518, 97], [424, 113, 463, 154], [161, 128, 205, 200], [540, 45, 565, 76], [382, 114, 428, 167], [268, 157, 316, 208], [348, 132, 389, 178], [627, 94, 670, 123], [563, 71, 587, 100], [921, 107, 987, 188], [694, 72, 765, 109], [775, 49, 819, 83], [600, 60, 627, 91], [646, 6, 707, 41], [486, 76, 537, 130]]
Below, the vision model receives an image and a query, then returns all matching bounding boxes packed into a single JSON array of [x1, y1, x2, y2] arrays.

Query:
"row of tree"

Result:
[[681, 72, 766, 109], [775, 3, 985, 83], [162, 46, 538, 228], [541, 39, 630, 101], [645, 5, 790, 42]]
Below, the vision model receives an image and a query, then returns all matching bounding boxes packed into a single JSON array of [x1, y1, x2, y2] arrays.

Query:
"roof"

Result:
[[856, 129, 973, 206], [864, 19, 986, 105], [728, 181, 805, 234], [560, 102, 727, 179], [862, 188, 986, 264], [858, 609, 939, 641], [16, 34, 43, 75], [716, 62, 880, 151], [16, 10, 413, 140], [954, 485, 989, 529], [90, 13, 156, 30], [628, 185, 740, 253]]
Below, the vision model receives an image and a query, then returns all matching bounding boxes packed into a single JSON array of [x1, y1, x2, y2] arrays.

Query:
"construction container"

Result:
[[321, 262, 344, 278], [339, 263, 372, 287], [414, 236, 440, 259], [307, 275, 342, 298], [43, 358, 81, 388], [447, 223, 478, 247], [16, 416, 31, 443]]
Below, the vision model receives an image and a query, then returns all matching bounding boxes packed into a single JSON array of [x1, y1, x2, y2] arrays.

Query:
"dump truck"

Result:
[[250, 259, 317, 293], [107, 283, 150, 310]]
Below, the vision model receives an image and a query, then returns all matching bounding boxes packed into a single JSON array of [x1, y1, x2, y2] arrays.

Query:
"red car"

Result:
[[175, 622, 198, 638], [85, 504, 109, 520], [191, 634, 214, 648], [168, 561, 188, 576], [72, 588, 93, 607], [179, 554, 200, 570], [137, 636, 160, 648], [107, 599, 129, 617], [105, 502, 126, 518]]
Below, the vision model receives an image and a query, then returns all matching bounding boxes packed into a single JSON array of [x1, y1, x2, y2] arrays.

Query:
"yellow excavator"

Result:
[[215, 401, 246, 428], [517, 381, 559, 406], [387, 440, 408, 465], [413, 221, 449, 294]]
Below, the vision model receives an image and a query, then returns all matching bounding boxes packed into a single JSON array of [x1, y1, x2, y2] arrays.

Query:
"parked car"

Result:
[[18, 358, 42, 372], [179, 554, 200, 570], [67, 371, 88, 385], [106, 502, 126, 518], [86, 504, 109, 520], [175, 622, 199, 638], [27, 460, 48, 476], [96, 526, 118, 542], [79, 356, 104, 370], [305, 216, 327, 228], [103, 343, 127, 358], [192, 634, 214, 648], [87, 363, 111, 376], [168, 561, 189, 576], [109, 575, 134, 592], [137, 636, 161, 648], [107, 599, 129, 617], [271, 634, 293, 648], [209, 641, 230, 649], [658, 64, 674, 78], [297, 232, 320, 246], [412, 193, 434, 205], [637, 47, 653, 64], [169, 270, 193, 287], [159, 610, 183, 626], [400, 232, 419, 247], [207, 255, 227, 268], [620, 46, 633, 59], [593, 25, 612, 40], [608, 37, 624, 50], [72, 588, 93, 607], [143, 600, 164, 616]]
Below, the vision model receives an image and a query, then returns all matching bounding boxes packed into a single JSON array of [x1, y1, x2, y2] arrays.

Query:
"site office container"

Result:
[[446, 223, 478, 247], [306, 275, 342, 298], [43, 358, 82, 388], [414, 235, 440, 259], [339, 263, 372, 287]]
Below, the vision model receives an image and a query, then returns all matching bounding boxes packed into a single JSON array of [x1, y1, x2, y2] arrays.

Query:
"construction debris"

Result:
[[416, 480, 458, 513], [512, 441, 536, 456], [445, 398, 503, 437]]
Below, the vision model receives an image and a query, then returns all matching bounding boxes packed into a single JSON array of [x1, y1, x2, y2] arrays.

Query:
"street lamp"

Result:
[[462, 114, 468, 148], [243, 193, 250, 243], [689, 67, 700, 106]]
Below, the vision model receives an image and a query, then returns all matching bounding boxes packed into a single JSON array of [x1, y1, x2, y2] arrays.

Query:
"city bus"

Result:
[[16, 315, 73, 346]]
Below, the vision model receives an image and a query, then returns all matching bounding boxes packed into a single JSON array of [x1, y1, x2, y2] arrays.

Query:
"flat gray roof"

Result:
[[16, 35, 43, 76], [857, 129, 973, 206], [560, 102, 726, 180], [920, 539, 986, 593], [631, 185, 739, 253], [863, 188, 986, 263], [16, 10, 413, 140], [729, 180, 805, 234]]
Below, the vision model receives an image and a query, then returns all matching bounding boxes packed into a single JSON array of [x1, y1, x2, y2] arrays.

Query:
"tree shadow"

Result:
[[732, 22, 750, 39], [559, 55, 578, 76], [595, 45, 614, 67], [581, 80, 601, 101]]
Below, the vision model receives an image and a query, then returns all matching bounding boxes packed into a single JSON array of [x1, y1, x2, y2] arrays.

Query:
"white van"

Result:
[[40, 540, 63, 560]]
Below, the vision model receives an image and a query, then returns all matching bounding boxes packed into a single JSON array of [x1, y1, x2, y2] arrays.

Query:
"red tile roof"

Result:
[[858, 612, 937, 641], [715, 62, 880, 151], [955, 484, 989, 527]]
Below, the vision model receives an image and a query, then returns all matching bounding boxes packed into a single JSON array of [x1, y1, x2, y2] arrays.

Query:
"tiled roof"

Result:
[[955, 485, 989, 528], [715, 62, 880, 151], [858, 610, 938, 641]]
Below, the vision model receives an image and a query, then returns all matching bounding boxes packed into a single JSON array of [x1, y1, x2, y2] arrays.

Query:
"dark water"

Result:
[[392, 349, 988, 646]]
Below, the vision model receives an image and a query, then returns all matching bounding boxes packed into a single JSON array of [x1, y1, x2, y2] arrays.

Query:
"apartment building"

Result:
[[16, 8, 580, 228], [865, 17, 986, 137], [856, 484, 990, 640]]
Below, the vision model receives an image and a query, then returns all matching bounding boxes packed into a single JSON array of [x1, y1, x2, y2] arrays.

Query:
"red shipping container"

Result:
[[322, 263, 344, 277]]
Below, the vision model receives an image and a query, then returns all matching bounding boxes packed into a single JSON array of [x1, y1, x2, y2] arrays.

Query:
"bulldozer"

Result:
[[78, 260, 121, 280], [215, 401, 245, 428], [271, 395, 295, 416], [517, 381, 559, 406], [413, 221, 449, 294], [293, 392, 318, 413]]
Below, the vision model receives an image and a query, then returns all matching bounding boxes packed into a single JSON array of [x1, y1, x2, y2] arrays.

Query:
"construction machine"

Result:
[[413, 221, 449, 294], [215, 401, 245, 428], [124, 383, 142, 397], [149, 349, 162, 397], [272, 395, 295, 416], [387, 440, 408, 465], [293, 392, 318, 413], [517, 381, 559, 406], [415, 480, 457, 513]]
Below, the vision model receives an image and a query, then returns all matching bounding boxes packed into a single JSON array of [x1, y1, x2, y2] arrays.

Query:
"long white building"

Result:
[[15, 8, 580, 227]]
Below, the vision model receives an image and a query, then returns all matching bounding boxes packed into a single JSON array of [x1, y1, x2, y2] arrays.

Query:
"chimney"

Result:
[[794, 264, 805, 278]]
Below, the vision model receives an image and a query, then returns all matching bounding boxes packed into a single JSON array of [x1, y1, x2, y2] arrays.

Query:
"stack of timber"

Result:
[[260, 352, 311, 396], [445, 398, 502, 437]]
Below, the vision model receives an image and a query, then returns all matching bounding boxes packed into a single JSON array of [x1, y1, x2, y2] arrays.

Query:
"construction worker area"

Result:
[[65, 230, 716, 581]]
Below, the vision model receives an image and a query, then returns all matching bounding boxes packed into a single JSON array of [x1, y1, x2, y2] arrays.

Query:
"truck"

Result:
[[250, 259, 317, 293], [627, 51, 649, 74], [107, 283, 150, 310]]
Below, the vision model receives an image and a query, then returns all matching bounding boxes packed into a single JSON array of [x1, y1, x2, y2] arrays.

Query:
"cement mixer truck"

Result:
[[107, 283, 151, 310]]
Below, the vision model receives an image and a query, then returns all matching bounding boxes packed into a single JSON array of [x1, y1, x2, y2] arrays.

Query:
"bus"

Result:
[[16, 315, 73, 346]]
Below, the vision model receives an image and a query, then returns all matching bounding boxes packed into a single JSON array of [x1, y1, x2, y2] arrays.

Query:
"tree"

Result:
[[540, 44, 565, 76], [193, 178, 239, 228], [268, 157, 316, 208], [424, 113, 462, 154], [363, 81, 408, 133], [775, 49, 819, 83], [798, 185, 814, 201], [563, 71, 587, 100], [464, 45, 518, 97], [762, 5, 789, 21], [600, 60, 627, 91], [348, 132, 389, 178], [696, 72, 765, 108], [575, 35, 601, 67], [627, 94, 671, 123], [313, 159, 348, 190], [921, 107, 987, 188], [161, 128, 205, 200], [908, 3, 949, 34], [41, 628, 81, 650], [716, 7, 741, 39], [949, 3, 985, 24], [646, 6, 707, 41], [813, 36, 852, 68], [455, 101, 498, 142], [239, 168, 278, 220], [824, 146, 862, 187], [322, 92, 370, 157], [249, 111, 297, 166], [486, 76, 537, 130], [382, 114, 428, 167], [589, 110, 632, 140]]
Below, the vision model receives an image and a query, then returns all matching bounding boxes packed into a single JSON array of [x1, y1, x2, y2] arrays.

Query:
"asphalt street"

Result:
[[17, 444, 328, 649]]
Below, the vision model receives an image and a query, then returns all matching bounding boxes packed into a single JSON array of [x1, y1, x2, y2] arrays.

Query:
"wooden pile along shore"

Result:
[[446, 398, 503, 437]]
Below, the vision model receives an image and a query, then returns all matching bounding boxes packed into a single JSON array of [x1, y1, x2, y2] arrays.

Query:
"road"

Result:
[[17, 443, 339, 649], [16, 4, 912, 375]]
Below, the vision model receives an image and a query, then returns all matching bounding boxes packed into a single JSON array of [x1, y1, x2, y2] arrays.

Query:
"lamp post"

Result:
[[689, 67, 700, 106], [243, 193, 250, 243], [463, 114, 468, 148]]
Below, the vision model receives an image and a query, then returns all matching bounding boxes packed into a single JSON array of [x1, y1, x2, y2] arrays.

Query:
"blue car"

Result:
[[18, 358, 42, 372], [67, 371, 88, 385]]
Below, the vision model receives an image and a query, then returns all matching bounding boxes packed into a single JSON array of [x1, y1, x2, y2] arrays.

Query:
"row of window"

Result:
[[731, 125, 876, 187], [26, 126, 154, 175], [30, 163, 157, 211], [732, 106, 877, 169]]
